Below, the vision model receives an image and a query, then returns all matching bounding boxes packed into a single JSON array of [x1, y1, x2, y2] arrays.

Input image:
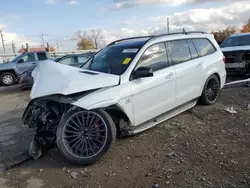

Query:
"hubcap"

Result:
[[3, 75, 13, 85], [205, 78, 219, 102], [62, 111, 108, 159]]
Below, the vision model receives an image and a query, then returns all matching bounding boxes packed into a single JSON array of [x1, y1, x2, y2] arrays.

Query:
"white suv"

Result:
[[22, 31, 226, 164]]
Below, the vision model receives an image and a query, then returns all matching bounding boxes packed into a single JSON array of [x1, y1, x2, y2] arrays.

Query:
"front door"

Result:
[[130, 43, 176, 126], [16, 53, 37, 73]]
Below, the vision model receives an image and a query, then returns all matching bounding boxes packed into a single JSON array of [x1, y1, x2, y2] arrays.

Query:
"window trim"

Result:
[[187, 39, 199, 60]]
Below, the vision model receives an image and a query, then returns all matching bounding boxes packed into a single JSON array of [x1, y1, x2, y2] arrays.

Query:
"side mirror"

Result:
[[17, 59, 24, 63], [133, 67, 153, 79]]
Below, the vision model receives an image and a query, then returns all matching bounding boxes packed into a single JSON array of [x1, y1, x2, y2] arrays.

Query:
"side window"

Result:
[[187, 40, 199, 59], [20, 53, 35, 63], [167, 40, 191, 65], [192, 38, 216, 56], [59, 57, 72, 65], [37, 52, 47, 60], [78, 56, 89, 63], [137, 43, 168, 72]]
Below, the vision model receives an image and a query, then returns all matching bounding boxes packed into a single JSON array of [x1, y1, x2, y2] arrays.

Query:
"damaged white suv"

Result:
[[23, 31, 226, 164]]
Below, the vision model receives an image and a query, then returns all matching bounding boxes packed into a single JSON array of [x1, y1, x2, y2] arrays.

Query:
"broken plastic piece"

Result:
[[28, 140, 42, 160], [224, 106, 237, 114]]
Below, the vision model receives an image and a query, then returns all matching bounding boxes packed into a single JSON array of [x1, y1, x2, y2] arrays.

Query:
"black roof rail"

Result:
[[106, 31, 207, 46], [107, 36, 152, 46], [151, 31, 207, 39]]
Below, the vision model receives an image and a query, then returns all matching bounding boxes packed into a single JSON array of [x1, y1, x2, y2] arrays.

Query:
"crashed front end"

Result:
[[22, 94, 79, 159], [22, 61, 120, 159], [223, 50, 250, 74]]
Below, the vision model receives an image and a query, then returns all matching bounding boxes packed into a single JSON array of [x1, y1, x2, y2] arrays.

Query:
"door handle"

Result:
[[196, 63, 202, 68], [165, 72, 174, 79]]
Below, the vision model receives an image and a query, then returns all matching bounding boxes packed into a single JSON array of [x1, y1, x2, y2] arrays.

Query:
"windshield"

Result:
[[83, 45, 140, 75], [10, 54, 22, 63], [220, 35, 250, 48]]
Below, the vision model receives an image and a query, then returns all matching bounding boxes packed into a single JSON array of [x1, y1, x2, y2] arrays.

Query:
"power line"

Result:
[[0, 30, 6, 54]]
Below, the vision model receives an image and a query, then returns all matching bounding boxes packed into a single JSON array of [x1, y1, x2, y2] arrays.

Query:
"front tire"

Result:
[[0, 72, 16, 86], [200, 74, 220, 105], [56, 108, 116, 165]]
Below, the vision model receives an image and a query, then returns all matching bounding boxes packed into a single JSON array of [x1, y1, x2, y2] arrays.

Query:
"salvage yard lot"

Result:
[[1, 83, 250, 188]]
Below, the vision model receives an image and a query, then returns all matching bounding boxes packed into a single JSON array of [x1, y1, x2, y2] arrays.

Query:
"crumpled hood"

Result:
[[221, 45, 250, 52], [30, 61, 120, 99]]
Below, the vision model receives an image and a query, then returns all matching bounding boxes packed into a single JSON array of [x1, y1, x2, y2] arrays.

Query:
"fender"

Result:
[[72, 83, 135, 125], [198, 68, 220, 96]]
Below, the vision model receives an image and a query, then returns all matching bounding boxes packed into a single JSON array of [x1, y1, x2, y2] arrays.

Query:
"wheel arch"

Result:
[[199, 70, 221, 96], [0, 69, 18, 79]]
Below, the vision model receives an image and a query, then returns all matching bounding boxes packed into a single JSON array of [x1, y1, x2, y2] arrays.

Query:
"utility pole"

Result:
[[56, 40, 59, 52], [41, 33, 45, 48], [167, 17, 170, 34], [12, 42, 15, 54], [0, 30, 6, 54]]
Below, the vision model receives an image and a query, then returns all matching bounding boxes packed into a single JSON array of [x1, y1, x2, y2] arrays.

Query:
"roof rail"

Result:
[[107, 36, 152, 46], [107, 31, 207, 46], [151, 31, 207, 39]]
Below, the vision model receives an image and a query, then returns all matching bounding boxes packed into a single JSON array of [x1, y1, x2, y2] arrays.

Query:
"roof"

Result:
[[230, 32, 250, 37], [109, 38, 150, 48]]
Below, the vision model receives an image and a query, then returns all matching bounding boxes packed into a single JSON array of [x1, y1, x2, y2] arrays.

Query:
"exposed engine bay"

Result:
[[22, 91, 97, 159], [22, 92, 130, 160]]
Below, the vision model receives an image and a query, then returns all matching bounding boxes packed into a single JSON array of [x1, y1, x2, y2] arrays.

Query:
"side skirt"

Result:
[[126, 98, 198, 136]]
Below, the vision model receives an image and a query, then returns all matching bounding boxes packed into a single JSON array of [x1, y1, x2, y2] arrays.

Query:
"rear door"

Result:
[[16, 53, 37, 73], [130, 42, 176, 126], [166, 39, 203, 106]]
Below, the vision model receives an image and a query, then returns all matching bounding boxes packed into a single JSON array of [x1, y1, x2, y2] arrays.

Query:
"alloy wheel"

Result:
[[205, 78, 219, 103], [62, 111, 108, 159]]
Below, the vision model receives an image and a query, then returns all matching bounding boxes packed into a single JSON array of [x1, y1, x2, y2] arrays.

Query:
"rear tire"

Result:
[[56, 108, 116, 165], [200, 74, 220, 105], [0, 72, 16, 86]]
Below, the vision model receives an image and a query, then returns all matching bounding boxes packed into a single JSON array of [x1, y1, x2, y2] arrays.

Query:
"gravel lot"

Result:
[[0, 83, 250, 188]]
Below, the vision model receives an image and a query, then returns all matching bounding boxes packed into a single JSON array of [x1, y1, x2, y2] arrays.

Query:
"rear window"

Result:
[[220, 35, 250, 48], [37, 52, 48, 60], [192, 39, 216, 57]]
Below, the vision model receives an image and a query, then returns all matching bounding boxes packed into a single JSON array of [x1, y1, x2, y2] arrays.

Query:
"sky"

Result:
[[0, 0, 250, 53]]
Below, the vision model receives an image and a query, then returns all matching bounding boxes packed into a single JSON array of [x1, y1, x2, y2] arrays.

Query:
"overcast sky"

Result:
[[0, 0, 249, 53]]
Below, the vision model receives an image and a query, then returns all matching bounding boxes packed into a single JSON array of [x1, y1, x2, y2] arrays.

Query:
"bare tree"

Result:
[[211, 26, 236, 44], [147, 28, 156, 35], [72, 30, 95, 50], [89, 29, 104, 49]]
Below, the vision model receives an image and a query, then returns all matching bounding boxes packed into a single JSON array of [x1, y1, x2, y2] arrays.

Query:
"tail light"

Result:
[[223, 56, 226, 63]]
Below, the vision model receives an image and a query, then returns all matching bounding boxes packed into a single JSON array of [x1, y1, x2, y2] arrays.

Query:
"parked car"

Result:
[[19, 53, 95, 89], [54, 53, 96, 68], [220, 32, 250, 75], [22, 31, 226, 165], [0, 51, 49, 86]]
